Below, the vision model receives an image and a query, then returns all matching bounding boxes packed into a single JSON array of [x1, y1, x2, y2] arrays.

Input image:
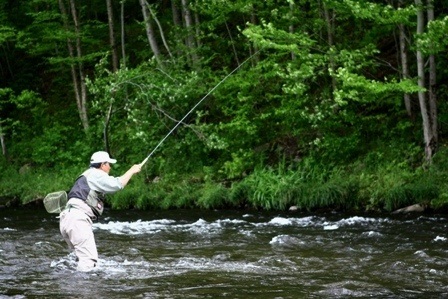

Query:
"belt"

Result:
[[64, 203, 97, 221], [64, 204, 76, 211]]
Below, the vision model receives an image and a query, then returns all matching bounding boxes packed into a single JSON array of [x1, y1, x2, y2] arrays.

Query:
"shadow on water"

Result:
[[1, 208, 448, 298]]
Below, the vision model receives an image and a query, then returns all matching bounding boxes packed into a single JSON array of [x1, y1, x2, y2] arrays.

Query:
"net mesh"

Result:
[[43, 191, 68, 213]]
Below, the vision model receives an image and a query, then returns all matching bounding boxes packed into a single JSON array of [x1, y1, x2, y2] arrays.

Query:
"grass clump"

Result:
[[296, 175, 360, 212], [196, 183, 230, 209], [4, 144, 448, 213], [0, 162, 80, 204], [241, 166, 301, 210]]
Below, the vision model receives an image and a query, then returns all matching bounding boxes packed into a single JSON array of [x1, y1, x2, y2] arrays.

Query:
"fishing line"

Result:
[[140, 50, 260, 166]]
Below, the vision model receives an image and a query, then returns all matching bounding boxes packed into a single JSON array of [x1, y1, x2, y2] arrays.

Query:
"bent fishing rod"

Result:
[[140, 51, 260, 167]]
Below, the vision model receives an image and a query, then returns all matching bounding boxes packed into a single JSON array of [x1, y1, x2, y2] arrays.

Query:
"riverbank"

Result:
[[0, 196, 44, 209], [2, 194, 447, 217], [2, 148, 448, 213]]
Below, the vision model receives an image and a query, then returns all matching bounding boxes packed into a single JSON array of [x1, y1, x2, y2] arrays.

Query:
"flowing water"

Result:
[[1, 208, 447, 298]]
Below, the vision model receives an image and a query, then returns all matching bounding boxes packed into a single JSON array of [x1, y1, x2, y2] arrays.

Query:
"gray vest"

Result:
[[68, 175, 105, 218]]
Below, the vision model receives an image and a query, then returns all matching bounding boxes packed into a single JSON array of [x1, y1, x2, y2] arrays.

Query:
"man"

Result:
[[59, 151, 141, 271]]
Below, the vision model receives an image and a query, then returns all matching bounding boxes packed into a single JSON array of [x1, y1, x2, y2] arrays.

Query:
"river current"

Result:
[[1, 208, 447, 298]]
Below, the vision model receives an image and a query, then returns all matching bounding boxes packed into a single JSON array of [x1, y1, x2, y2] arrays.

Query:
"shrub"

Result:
[[196, 183, 230, 209]]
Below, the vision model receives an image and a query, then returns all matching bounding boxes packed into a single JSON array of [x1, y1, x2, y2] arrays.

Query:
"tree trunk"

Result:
[[289, 2, 296, 60], [146, 1, 173, 59], [106, 0, 118, 72], [415, 0, 434, 162], [398, 22, 412, 117], [1, 43, 14, 79], [225, 21, 240, 65], [427, 0, 437, 146], [397, 0, 412, 118], [249, 6, 260, 65], [59, 0, 89, 132], [171, 0, 182, 27], [181, 0, 199, 67], [0, 122, 6, 157], [139, 0, 163, 67], [69, 0, 89, 132], [120, 0, 126, 68], [322, 1, 337, 93], [171, 0, 183, 58], [194, 7, 201, 48], [105, 0, 119, 153]]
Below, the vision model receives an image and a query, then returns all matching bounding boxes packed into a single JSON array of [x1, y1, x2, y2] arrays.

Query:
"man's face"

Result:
[[100, 162, 111, 174]]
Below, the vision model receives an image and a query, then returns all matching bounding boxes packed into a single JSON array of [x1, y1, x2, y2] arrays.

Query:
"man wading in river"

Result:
[[59, 151, 141, 272]]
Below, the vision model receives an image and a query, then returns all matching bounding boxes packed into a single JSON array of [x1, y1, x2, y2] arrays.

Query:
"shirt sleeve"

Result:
[[84, 168, 123, 194]]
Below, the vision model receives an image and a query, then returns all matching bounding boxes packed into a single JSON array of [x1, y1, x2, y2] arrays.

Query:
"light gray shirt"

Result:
[[81, 168, 123, 194]]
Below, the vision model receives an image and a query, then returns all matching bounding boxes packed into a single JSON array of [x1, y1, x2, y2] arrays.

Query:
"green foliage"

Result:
[[333, 0, 414, 24], [86, 58, 216, 171], [354, 146, 441, 212], [108, 176, 150, 210], [243, 166, 297, 210], [383, 182, 438, 212], [0, 25, 15, 43], [1, 0, 448, 214], [228, 179, 252, 208], [238, 160, 346, 211], [308, 171, 357, 211], [196, 182, 230, 209], [0, 161, 78, 204], [417, 16, 448, 54], [162, 180, 200, 209], [2, 143, 448, 213]]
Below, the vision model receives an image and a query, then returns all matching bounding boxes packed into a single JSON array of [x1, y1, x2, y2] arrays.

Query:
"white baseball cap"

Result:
[[90, 151, 117, 164]]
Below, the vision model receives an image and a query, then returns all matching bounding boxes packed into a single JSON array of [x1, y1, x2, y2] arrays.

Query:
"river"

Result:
[[1, 208, 447, 298]]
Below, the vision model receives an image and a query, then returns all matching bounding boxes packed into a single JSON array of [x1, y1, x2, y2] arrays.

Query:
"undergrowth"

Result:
[[2, 147, 448, 212]]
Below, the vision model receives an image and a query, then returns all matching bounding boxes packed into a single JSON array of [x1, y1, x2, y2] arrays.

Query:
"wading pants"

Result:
[[59, 207, 98, 272]]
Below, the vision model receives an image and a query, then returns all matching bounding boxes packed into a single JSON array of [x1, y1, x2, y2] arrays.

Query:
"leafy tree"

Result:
[[0, 0, 448, 196]]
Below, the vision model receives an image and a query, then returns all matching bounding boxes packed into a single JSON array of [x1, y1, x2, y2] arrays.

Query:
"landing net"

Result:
[[43, 191, 67, 214]]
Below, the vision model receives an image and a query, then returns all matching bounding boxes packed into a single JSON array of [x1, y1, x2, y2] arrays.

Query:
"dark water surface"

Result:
[[1, 208, 447, 298]]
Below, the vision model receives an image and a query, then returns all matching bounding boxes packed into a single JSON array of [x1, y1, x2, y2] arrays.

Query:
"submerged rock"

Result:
[[392, 203, 426, 214], [0, 197, 20, 209]]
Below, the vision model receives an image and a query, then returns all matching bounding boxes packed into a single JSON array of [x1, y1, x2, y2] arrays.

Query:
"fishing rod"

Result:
[[140, 51, 260, 167]]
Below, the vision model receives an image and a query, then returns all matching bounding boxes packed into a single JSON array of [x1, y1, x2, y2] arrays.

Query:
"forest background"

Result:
[[1, 0, 448, 213]]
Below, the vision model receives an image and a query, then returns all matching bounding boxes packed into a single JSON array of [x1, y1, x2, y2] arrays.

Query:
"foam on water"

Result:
[[434, 235, 447, 242], [49, 254, 291, 279], [50, 252, 78, 271], [3, 208, 448, 298], [323, 224, 339, 230], [336, 216, 388, 225], [50, 214, 439, 283], [414, 250, 430, 258], [362, 231, 383, 237], [94, 219, 176, 235], [93, 215, 392, 236], [267, 216, 317, 227], [269, 234, 305, 246]]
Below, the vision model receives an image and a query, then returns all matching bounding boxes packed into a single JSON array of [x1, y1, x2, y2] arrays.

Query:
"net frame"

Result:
[[43, 191, 68, 213]]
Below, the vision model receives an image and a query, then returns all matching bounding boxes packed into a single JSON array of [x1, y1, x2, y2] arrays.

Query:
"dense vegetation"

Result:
[[1, 0, 448, 212]]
